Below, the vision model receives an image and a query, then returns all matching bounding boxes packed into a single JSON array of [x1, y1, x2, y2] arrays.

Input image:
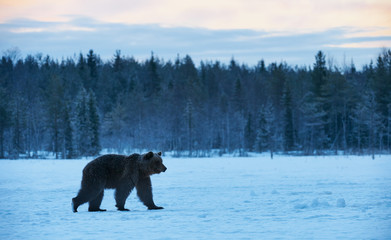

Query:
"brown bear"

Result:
[[72, 152, 166, 212]]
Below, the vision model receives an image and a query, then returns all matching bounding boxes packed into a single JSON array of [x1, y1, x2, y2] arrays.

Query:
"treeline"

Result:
[[0, 49, 390, 158]]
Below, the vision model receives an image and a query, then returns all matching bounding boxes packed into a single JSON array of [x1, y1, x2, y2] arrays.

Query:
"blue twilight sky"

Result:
[[0, 0, 390, 68]]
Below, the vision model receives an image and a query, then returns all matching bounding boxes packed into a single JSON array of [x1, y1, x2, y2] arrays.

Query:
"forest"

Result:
[[0, 49, 390, 158]]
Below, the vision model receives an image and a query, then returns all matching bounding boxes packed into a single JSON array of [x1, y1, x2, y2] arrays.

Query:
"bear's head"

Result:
[[140, 152, 167, 176]]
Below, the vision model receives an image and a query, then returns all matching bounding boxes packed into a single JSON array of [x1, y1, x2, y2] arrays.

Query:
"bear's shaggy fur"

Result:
[[72, 152, 166, 212]]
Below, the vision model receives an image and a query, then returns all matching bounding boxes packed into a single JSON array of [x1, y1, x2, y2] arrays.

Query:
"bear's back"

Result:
[[84, 154, 127, 170], [83, 154, 137, 188]]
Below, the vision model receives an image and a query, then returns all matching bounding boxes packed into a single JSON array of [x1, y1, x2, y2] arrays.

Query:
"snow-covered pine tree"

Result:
[[300, 91, 328, 154], [352, 90, 383, 158], [74, 88, 89, 157], [254, 102, 276, 158], [74, 88, 101, 157], [301, 51, 330, 154]]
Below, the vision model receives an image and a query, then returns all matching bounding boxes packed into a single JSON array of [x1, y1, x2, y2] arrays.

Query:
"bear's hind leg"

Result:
[[88, 190, 106, 212], [72, 186, 104, 212], [72, 198, 79, 213], [72, 189, 91, 212]]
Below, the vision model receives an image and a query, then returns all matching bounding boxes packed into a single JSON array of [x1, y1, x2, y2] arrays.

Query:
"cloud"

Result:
[[0, 18, 389, 68], [325, 41, 391, 49], [0, 0, 390, 32], [9, 25, 95, 33]]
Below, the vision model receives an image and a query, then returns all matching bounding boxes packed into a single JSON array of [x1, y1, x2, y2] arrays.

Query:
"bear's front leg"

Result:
[[115, 183, 133, 211], [148, 206, 164, 210], [136, 176, 163, 210]]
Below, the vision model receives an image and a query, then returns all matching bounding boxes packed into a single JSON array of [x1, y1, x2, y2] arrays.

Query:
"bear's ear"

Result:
[[145, 152, 154, 159], [157, 152, 162, 156]]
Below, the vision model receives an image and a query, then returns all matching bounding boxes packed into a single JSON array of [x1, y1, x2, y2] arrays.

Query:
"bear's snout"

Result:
[[153, 164, 166, 174]]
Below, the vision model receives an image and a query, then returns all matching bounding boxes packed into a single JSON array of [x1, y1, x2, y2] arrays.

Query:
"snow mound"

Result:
[[337, 198, 346, 208], [294, 203, 309, 209], [250, 190, 258, 196], [321, 191, 333, 195], [271, 189, 279, 194], [311, 198, 330, 208]]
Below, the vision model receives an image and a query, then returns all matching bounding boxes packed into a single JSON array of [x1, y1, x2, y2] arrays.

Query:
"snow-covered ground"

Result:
[[0, 155, 390, 239]]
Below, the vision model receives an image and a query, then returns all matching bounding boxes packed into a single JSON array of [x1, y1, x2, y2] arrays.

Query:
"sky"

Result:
[[0, 0, 391, 68]]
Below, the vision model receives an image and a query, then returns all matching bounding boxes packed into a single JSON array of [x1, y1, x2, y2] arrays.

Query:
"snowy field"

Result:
[[0, 155, 390, 239]]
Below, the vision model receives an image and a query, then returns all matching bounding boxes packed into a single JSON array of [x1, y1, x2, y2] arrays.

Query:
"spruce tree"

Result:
[[312, 51, 327, 98], [0, 57, 13, 158], [75, 88, 89, 157], [87, 49, 98, 90], [185, 99, 194, 156], [373, 51, 391, 150], [46, 74, 64, 159], [112, 50, 126, 97], [356, 90, 382, 158], [145, 53, 161, 98], [254, 109, 267, 153], [302, 94, 327, 154], [244, 113, 255, 152], [254, 102, 275, 157], [282, 80, 294, 152], [233, 78, 243, 113], [63, 103, 73, 159], [0, 87, 10, 158], [308, 51, 329, 152], [77, 53, 88, 89], [88, 90, 100, 156]]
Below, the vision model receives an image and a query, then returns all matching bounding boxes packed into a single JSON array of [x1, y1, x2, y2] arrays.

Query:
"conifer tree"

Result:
[[87, 49, 98, 90], [244, 113, 255, 151], [0, 57, 13, 157], [254, 102, 276, 158], [185, 99, 194, 156], [233, 78, 243, 113], [112, 50, 126, 96], [307, 51, 329, 151], [74, 88, 101, 157], [77, 53, 88, 89], [145, 53, 161, 98], [88, 90, 100, 156], [352, 90, 382, 158], [75, 88, 89, 157], [373, 51, 391, 149], [282, 80, 294, 151], [46, 74, 64, 159], [63, 103, 73, 158], [0, 87, 10, 158]]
